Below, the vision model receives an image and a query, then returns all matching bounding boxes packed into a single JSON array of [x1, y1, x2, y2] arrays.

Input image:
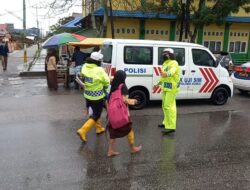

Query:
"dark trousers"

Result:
[[86, 98, 104, 121]]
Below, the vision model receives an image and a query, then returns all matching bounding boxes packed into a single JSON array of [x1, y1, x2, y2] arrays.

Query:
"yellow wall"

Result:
[[106, 18, 140, 39], [111, 0, 141, 11], [111, 0, 165, 10], [174, 23, 196, 42], [231, 7, 250, 17], [144, 20, 170, 40], [203, 24, 225, 42], [206, 1, 250, 17], [229, 23, 250, 41], [109, 0, 250, 17]]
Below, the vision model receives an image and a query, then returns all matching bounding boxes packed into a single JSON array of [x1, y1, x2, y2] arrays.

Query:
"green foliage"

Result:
[[47, 16, 80, 37], [190, 0, 250, 41], [208, 0, 250, 24]]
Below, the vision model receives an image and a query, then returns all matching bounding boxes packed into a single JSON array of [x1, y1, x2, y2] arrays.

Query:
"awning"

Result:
[[62, 17, 82, 28], [93, 8, 177, 19], [226, 16, 250, 23], [67, 38, 109, 48]]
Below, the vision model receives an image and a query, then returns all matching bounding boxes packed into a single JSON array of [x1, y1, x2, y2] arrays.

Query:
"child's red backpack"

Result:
[[107, 84, 129, 129]]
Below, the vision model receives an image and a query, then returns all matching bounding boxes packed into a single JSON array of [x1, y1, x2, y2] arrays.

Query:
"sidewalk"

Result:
[[19, 48, 46, 77], [0, 45, 39, 77]]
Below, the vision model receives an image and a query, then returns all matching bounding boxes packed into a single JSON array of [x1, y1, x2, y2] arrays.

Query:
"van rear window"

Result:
[[101, 45, 112, 63], [124, 46, 153, 65]]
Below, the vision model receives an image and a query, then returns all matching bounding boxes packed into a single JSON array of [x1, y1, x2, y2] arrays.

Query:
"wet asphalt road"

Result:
[[1, 65, 250, 189]]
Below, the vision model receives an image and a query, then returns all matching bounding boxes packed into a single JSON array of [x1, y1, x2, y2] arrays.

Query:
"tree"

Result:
[[188, 0, 250, 42], [167, 0, 250, 42], [43, 0, 250, 42], [47, 16, 80, 37], [141, 0, 250, 42], [42, 0, 109, 37]]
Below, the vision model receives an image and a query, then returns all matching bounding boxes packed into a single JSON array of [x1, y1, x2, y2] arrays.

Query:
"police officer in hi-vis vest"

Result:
[[153, 48, 180, 134], [77, 51, 110, 142]]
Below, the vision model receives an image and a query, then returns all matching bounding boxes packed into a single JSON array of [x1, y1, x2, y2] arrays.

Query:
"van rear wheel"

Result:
[[211, 87, 229, 105], [129, 90, 147, 110]]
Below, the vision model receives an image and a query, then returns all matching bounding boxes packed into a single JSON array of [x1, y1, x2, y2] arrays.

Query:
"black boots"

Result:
[[158, 124, 165, 128], [161, 129, 175, 135]]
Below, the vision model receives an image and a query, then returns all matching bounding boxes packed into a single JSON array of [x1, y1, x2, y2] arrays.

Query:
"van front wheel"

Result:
[[211, 87, 229, 105], [129, 90, 147, 110]]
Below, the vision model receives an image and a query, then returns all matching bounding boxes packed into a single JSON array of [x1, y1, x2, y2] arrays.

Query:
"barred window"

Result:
[[229, 41, 247, 53]]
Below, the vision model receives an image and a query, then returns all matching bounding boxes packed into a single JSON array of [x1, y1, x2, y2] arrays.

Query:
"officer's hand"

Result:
[[160, 72, 168, 77]]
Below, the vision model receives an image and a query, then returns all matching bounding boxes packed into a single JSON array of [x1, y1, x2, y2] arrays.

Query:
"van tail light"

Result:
[[233, 66, 243, 72], [111, 68, 116, 76], [233, 66, 250, 73], [245, 67, 250, 73]]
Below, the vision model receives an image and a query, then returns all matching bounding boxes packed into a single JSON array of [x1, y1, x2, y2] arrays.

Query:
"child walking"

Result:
[[107, 70, 142, 157]]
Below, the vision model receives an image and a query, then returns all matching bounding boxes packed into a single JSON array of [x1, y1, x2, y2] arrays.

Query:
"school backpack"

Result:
[[107, 84, 129, 129]]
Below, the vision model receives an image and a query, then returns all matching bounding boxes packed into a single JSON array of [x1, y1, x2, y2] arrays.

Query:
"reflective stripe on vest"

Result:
[[84, 89, 104, 97]]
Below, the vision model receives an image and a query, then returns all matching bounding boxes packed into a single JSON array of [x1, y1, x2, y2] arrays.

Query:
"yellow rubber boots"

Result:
[[127, 130, 135, 145], [77, 118, 95, 142], [95, 119, 105, 134]]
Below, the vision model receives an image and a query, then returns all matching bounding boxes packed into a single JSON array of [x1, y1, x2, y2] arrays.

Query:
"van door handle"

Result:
[[182, 70, 186, 75], [191, 70, 196, 73]]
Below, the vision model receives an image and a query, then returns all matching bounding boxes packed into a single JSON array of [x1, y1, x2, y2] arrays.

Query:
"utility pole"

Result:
[[82, 0, 86, 17], [36, 6, 40, 49], [23, 0, 27, 65], [109, 0, 115, 39]]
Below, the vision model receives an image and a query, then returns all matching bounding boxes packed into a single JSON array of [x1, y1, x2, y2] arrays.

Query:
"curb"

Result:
[[19, 71, 46, 77]]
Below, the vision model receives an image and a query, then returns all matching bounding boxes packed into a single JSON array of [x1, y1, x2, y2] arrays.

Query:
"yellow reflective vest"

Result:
[[160, 59, 180, 93], [81, 63, 110, 100]]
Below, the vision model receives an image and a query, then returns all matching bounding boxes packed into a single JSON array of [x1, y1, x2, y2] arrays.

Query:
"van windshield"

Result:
[[101, 44, 112, 63]]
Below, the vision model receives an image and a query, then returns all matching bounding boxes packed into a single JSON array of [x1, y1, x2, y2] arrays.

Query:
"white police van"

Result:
[[101, 39, 233, 109]]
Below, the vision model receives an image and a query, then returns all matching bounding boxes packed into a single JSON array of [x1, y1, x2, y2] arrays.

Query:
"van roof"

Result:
[[103, 39, 204, 48]]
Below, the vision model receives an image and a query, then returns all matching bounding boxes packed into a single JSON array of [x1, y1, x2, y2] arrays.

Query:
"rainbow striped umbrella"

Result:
[[42, 33, 86, 49]]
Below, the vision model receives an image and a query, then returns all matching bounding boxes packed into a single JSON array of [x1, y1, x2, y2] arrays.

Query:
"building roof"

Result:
[[77, 7, 250, 28], [94, 8, 177, 19], [226, 16, 250, 23], [62, 17, 82, 28], [94, 8, 250, 23]]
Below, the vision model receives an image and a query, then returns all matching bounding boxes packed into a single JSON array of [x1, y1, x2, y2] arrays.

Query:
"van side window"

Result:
[[158, 47, 185, 66], [192, 49, 215, 67], [124, 46, 153, 65], [101, 45, 112, 63]]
